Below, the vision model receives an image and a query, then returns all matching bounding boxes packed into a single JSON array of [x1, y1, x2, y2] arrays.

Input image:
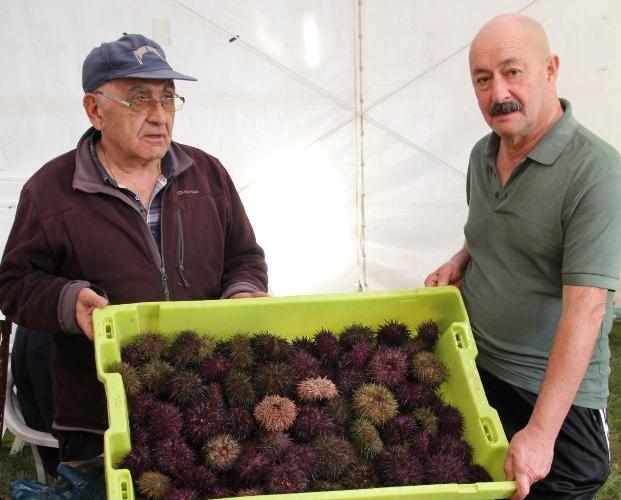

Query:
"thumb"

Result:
[[78, 288, 108, 308], [504, 454, 515, 480]]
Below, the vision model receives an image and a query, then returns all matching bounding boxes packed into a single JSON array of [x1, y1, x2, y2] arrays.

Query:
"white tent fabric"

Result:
[[0, 0, 620, 298]]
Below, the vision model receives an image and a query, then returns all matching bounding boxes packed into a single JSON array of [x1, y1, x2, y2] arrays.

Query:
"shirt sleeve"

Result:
[[561, 150, 621, 290]]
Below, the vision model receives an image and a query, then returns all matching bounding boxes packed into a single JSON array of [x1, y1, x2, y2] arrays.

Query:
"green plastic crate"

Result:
[[94, 286, 516, 499]]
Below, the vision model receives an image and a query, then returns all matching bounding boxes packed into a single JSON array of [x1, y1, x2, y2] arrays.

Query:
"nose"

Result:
[[490, 76, 511, 103], [146, 99, 170, 123]]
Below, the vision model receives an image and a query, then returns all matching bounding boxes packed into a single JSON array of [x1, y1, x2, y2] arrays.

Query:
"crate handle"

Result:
[[452, 324, 468, 349], [480, 417, 499, 444], [121, 479, 129, 499], [105, 321, 114, 340]]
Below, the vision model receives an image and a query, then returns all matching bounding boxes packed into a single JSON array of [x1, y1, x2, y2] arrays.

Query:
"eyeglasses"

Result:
[[92, 91, 185, 113]]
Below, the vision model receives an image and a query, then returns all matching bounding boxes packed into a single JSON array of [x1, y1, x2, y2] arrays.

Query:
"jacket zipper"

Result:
[[176, 208, 190, 288], [159, 189, 171, 300]]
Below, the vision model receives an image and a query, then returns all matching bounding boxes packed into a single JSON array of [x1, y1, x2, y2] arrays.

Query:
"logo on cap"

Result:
[[133, 45, 164, 65]]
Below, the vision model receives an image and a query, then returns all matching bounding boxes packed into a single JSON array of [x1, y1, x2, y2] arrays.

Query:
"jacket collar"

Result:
[[72, 127, 195, 193]]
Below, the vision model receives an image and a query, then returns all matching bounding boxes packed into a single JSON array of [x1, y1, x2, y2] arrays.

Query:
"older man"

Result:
[[0, 34, 268, 465], [425, 14, 621, 500]]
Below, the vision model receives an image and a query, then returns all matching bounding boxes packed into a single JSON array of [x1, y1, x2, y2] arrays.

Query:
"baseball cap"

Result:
[[82, 33, 197, 92]]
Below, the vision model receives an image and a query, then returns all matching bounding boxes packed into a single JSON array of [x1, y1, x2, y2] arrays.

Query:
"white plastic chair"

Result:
[[3, 366, 59, 483]]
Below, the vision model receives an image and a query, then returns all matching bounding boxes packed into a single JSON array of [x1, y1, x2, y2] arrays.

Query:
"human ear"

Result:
[[83, 94, 105, 131]]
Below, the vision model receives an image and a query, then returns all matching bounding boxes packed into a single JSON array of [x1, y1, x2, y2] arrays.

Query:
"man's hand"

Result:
[[504, 426, 554, 500], [424, 260, 464, 287], [229, 291, 269, 299], [76, 288, 108, 341]]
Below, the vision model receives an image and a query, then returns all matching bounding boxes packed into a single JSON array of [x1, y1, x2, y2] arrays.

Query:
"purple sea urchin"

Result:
[[341, 341, 373, 370], [313, 329, 341, 368], [431, 434, 472, 463], [118, 442, 152, 478], [227, 407, 256, 441], [381, 414, 419, 446], [127, 391, 157, 429], [296, 377, 338, 402], [350, 418, 383, 458], [256, 431, 293, 460], [425, 452, 471, 484], [436, 402, 465, 436], [175, 466, 218, 494], [338, 323, 375, 350], [233, 444, 271, 486], [184, 400, 228, 443], [286, 349, 323, 380], [378, 445, 424, 486], [121, 343, 143, 367], [393, 381, 435, 411], [148, 401, 183, 439], [153, 436, 196, 478], [469, 464, 493, 482], [352, 383, 398, 425], [204, 434, 241, 471], [282, 443, 319, 477], [416, 319, 440, 350], [254, 362, 295, 398], [168, 488, 199, 500], [136, 471, 171, 499], [266, 463, 309, 494], [411, 351, 448, 388], [313, 434, 357, 480], [367, 346, 408, 388], [199, 353, 233, 383], [253, 395, 297, 432], [377, 320, 411, 347], [291, 406, 337, 442], [410, 430, 431, 457], [290, 336, 316, 354], [335, 367, 367, 396], [343, 464, 378, 489], [311, 480, 345, 491]]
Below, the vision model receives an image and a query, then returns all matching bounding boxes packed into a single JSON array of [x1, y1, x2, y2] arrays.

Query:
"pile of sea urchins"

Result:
[[110, 319, 492, 499]]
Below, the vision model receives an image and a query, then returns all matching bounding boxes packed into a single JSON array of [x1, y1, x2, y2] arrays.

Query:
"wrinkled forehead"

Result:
[[100, 78, 175, 94]]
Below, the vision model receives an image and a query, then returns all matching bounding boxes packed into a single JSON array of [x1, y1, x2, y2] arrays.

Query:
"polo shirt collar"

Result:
[[483, 98, 579, 167]]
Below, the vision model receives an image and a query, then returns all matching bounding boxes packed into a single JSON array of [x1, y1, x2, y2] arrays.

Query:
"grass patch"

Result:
[[599, 322, 621, 500], [1, 324, 620, 498], [1, 430, 37, 497]]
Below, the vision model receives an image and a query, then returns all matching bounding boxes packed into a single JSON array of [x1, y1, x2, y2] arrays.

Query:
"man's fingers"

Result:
[[424, 273, 439, 287], [504, 455, 514, 480], [511, 473, 531, 500], [436, 266, 454, 285]]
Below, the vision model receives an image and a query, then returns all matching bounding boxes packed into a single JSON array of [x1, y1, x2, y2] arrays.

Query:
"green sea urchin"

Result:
[[411, 351, 448, 387], [350, 417, 383, 458], [352, 383, 398, 426], [108, 361, 142, 397], [136, 471, 171, 499]]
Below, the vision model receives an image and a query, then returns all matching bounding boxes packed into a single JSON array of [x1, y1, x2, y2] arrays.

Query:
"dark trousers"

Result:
[[479, 368, 610, 499], [11, 325, 58, 476]]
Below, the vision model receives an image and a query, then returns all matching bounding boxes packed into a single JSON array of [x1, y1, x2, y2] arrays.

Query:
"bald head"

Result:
[[470, 13, 551, 69]]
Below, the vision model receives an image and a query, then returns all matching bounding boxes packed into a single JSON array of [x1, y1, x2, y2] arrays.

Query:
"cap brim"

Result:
[[112, 68, 197, 82]]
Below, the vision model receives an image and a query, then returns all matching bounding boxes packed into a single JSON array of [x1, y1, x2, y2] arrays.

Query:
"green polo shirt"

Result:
[[462, 99, 621, 408]]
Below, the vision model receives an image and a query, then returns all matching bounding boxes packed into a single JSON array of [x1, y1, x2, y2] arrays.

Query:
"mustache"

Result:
[[489, 100, 524, 116]]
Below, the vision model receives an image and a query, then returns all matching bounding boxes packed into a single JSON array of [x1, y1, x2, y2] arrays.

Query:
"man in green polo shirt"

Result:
[[425, 13, 621, 500]]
